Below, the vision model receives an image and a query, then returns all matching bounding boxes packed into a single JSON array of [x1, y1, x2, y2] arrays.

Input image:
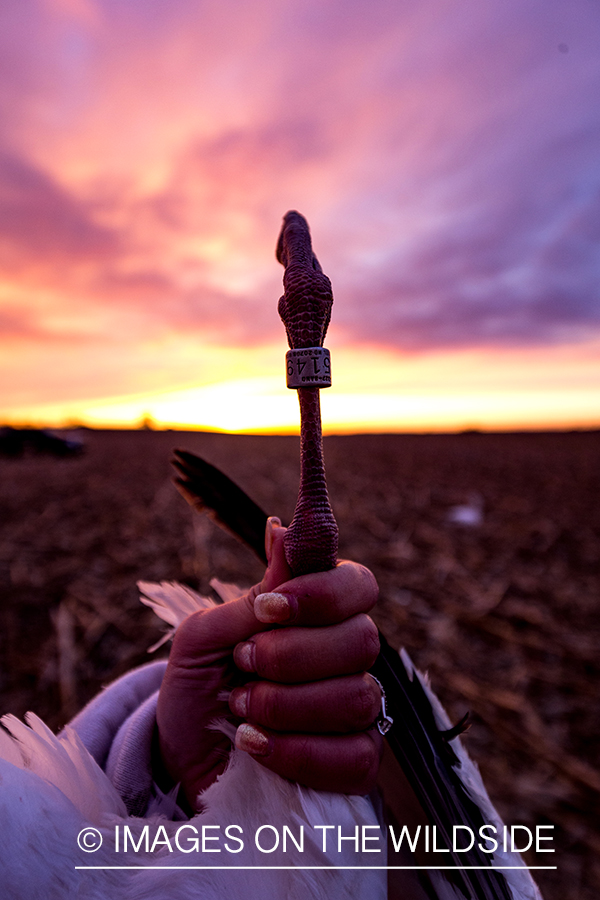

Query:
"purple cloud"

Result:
[[0, 153, 117, 263], [0, 0, 599, 356]]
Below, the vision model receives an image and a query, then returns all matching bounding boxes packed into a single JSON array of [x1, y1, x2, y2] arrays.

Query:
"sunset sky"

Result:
[[1, 0, 600, 433]]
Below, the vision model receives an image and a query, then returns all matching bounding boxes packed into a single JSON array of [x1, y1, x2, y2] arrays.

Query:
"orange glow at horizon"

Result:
[[3, 340, 600, 435], [1, 2, 599, 437]]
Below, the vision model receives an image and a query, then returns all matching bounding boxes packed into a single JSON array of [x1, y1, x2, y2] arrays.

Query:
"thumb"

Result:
[[171, 517, 292, 658], [259, 516, 292, 593]]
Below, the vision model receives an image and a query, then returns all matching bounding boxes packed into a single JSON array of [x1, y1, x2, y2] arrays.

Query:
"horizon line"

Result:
[[3, 422, 599, 438]]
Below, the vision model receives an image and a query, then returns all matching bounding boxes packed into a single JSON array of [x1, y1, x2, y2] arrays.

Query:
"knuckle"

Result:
[[244, 586, 260, 614], [255, 683, 281, 728], [333, 561, 378, 610], [354, 676, 381, 729], [170, 609, 210, 664], [290, 735, 315, 785], [255, 632, 285, 681], [355, 564, 379, 609], [357, 615, 380, 668], [337, 561, 379, 608], [317, 578, 340, 617], [351, 734, 380, 794], [178, 607, 209, 638]]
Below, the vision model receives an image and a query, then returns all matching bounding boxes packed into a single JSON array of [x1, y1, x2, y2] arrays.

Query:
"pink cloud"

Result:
[[0, 0, 599, 380]]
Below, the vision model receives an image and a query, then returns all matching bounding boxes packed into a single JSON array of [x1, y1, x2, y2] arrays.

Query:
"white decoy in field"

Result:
[[447, 493, 484, 528]]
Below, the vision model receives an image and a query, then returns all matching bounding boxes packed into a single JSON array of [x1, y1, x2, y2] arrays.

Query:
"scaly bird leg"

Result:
[[276, 210, 338, 575]]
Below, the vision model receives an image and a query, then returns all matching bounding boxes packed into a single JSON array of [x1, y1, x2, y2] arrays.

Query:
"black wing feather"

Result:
[[172, 448, 269, 565]]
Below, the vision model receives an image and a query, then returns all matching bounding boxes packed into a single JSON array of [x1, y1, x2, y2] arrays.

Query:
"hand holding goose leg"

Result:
[[156, 518, 381, 811]]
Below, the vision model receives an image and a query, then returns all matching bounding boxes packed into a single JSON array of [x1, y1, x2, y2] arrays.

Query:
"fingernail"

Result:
[[234, 641, 256, 672], [265, 516, 282, 566], [229, 686, 248, 717], [254, 591, 295, 623], [235, 723, 271, 757]]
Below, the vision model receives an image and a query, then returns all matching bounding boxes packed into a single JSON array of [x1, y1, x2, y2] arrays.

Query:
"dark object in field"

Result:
[[0, 426, 84, 458]]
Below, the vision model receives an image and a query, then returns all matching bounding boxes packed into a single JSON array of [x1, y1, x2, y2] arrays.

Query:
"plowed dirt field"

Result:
[[1, 429, 598, 899]]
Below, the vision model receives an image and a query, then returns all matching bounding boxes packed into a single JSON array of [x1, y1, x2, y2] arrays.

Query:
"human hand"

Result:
[[156, 517, 382, 810]]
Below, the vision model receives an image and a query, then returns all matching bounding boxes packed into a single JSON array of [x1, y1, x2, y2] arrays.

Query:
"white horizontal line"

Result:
[[75, 866, 557, 871]]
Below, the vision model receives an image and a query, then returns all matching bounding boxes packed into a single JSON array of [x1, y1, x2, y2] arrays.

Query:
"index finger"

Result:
[[255, 559, 379, 627]]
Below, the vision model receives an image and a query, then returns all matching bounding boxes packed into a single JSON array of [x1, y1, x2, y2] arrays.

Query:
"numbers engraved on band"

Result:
[[286, 348, 332, 389]]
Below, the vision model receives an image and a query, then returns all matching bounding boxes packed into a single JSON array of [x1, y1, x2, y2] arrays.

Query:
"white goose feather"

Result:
[[0, 580, 543, 899], [0, 581, 387, 900]]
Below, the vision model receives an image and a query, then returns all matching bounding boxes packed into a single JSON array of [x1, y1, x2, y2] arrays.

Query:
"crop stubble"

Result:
[[0, 429, 598, 899]]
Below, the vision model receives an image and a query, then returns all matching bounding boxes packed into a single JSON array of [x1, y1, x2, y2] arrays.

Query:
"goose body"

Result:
[[0, 733, 386, 900], [0, 579, 542, 899], [0, 582, 387, 900]]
